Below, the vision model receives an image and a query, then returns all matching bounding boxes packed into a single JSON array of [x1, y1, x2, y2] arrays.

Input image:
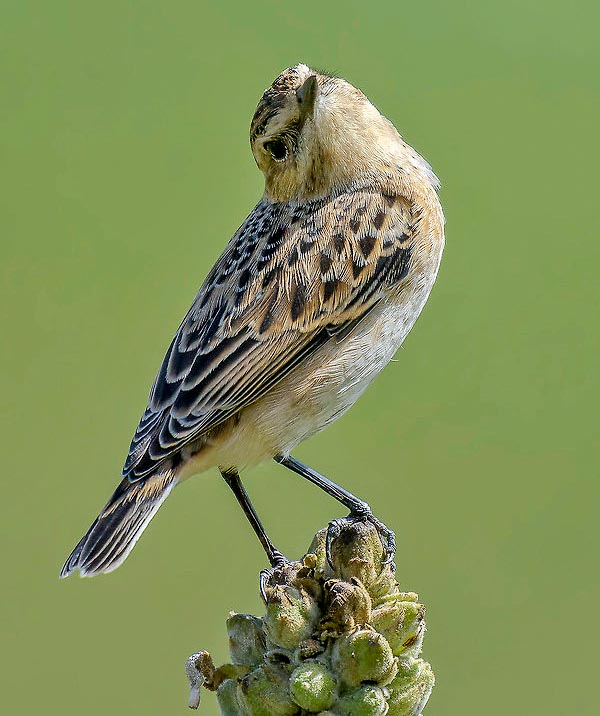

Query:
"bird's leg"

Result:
[[220, 468, 287, 602], [274, 454, 396, 568]]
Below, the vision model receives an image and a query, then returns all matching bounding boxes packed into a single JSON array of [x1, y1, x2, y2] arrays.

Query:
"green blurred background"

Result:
[[2, 1, 599, 714]]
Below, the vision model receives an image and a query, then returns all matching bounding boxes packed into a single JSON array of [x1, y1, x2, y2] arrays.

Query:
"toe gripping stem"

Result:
[[259, 551, 288, 604], [275, 454, 396, 570]]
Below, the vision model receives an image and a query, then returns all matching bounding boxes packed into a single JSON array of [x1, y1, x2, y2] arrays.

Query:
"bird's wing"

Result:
[[124, 188, 416, 479]]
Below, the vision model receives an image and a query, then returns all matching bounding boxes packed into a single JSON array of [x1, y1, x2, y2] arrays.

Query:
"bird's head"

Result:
[[250, 64, 437, 203]]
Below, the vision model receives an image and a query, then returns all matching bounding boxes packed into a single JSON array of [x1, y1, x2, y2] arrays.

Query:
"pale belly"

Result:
[[179, 260, 441, 478]]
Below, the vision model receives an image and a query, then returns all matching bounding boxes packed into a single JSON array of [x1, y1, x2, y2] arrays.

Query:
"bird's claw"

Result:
[[259, 551, 289, 603], [325, 518, 344, 568], [325, 510, 396, 570]]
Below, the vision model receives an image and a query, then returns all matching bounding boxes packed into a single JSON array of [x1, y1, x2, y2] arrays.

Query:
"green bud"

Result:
[[289, 662, 337, 712], [306, 529, 329, 574], [241, 664, 299, 716], [216, 678, 248, 716], [332, 628, 397, 687], [370, 599, 425, 657], [227, 613, 266, 666], [327, 522, 385, 588], [386, 660, 434, 716], [324, 578, 372, 631], [333, 685, 388, 716], [387, 658, 420, 694], [263, 584, 320, 650]]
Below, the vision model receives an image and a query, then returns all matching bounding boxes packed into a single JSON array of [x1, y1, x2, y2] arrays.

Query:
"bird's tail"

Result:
[[60, 472, 176, 578]]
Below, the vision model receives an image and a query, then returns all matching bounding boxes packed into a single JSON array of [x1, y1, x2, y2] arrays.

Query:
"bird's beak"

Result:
[[296, 75, 319, 121]]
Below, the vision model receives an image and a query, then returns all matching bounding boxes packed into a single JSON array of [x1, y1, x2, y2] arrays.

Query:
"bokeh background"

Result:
[[2, 1, 599, 714]]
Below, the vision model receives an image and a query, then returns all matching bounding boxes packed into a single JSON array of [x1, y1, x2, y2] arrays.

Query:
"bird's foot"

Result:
[[325, 508, 396, 570], [259, 550, 290, 603]]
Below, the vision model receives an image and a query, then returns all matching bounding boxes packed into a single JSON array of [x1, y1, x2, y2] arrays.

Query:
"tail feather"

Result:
[[60, 473, 175, 578]]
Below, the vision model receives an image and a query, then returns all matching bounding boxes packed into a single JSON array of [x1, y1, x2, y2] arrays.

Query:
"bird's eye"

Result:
[[264, 139, 288, 162]]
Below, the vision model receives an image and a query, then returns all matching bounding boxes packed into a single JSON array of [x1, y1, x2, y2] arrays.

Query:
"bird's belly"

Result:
[[239, 280, 435, 460]]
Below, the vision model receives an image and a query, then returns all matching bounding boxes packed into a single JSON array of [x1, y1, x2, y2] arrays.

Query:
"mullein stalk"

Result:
[[186, 521, 434, 716]]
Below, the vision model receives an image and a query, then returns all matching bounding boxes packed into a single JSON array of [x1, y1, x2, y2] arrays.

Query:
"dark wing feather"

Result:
[[123, 189, 416, 480]]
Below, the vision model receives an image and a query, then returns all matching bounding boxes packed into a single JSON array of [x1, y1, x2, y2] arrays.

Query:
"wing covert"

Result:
[[124, 189, 417, 480]]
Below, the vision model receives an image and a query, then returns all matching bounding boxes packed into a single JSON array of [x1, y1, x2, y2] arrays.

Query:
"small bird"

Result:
[[60, 64, 444, 579]]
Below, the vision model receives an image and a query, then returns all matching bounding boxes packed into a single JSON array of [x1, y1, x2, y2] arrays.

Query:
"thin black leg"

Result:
[[220, 468, 285, 568], [274, 454, 370, 514], [274, 454, 396, 566]]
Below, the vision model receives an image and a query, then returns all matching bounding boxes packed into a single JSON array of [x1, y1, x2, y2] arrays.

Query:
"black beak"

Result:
[[296, 75, 319, 120]]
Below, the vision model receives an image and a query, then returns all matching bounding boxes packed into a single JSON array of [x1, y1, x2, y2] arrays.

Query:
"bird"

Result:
[[60, 64, 445, 580]]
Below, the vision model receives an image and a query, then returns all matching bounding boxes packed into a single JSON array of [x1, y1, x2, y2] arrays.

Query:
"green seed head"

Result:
[[327, 522, 385, 588], [387, 660, 435, 716], [263, 583, 321, 650], [227, 613, 266, 666], [332, 628, 397, 688], [241, 664, 299, 716], [289, 662, 337, 712], [324, 578, 372, 631], [216, 678, 248, 716], [370, 599, 425, 658], [333, 685, 388, 716]]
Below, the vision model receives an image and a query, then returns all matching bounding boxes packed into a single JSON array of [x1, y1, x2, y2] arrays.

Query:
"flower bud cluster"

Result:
[[187, 521, 434, 715]]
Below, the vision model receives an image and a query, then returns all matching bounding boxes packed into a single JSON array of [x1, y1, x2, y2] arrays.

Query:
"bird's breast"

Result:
[[241, 241, 443, 457]]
